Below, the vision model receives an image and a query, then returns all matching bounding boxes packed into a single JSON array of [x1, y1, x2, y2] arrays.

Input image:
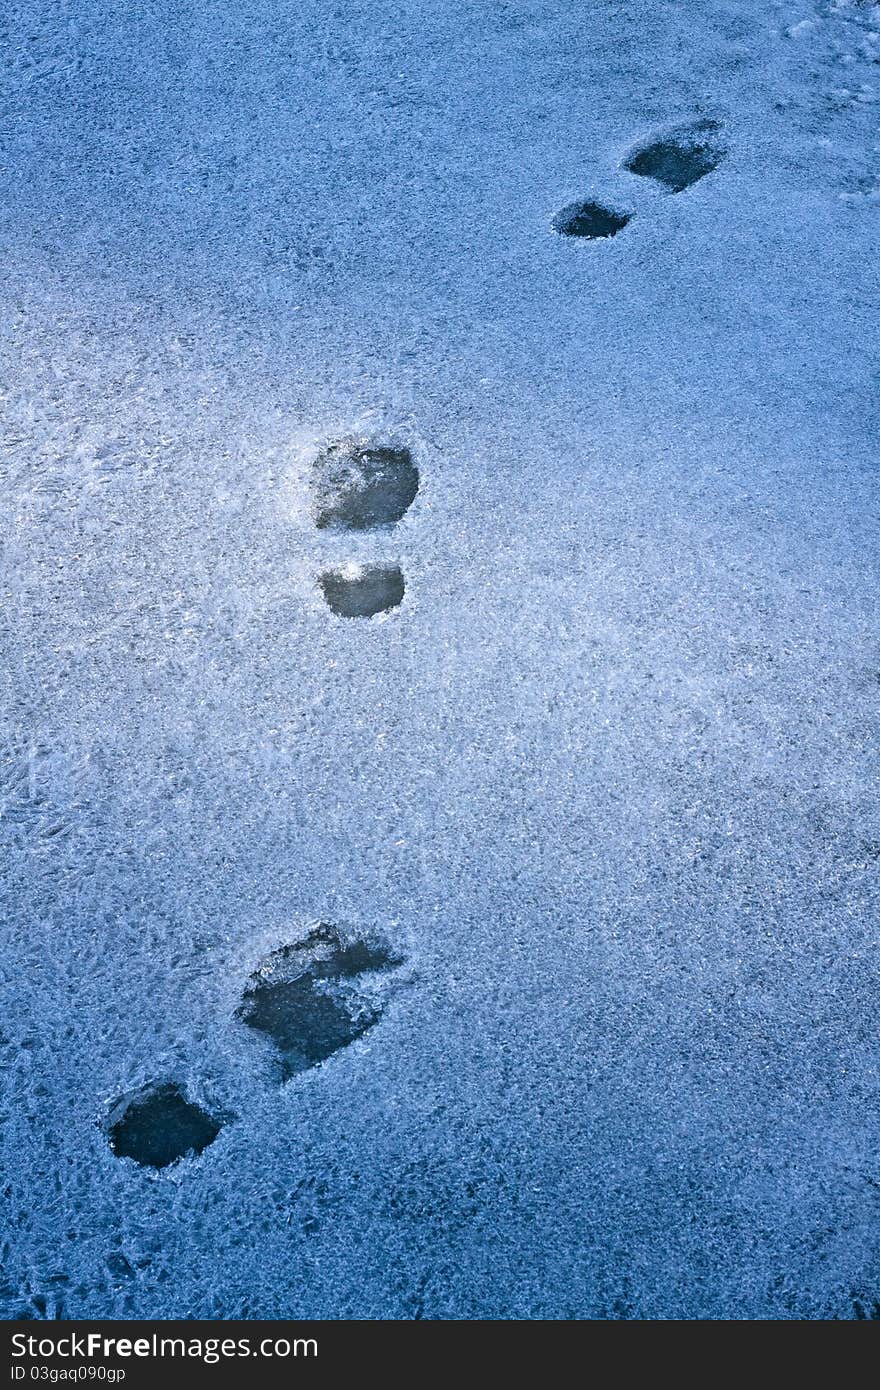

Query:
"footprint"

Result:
[[318, 563, 405, 619], [104, 1083, 224, 1169], [551, 121, 725, 241], [551, 200, 631, 240], [311, 439, 419, 532], [624, 121, 725, 193], [236, 923, 402, 1082]]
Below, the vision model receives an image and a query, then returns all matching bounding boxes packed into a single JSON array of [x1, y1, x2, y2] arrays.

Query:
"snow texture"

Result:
[[1, 0, 879, 1320]]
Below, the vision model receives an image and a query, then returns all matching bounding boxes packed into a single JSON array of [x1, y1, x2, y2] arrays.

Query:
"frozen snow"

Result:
[[1, 0, 879, 1319]]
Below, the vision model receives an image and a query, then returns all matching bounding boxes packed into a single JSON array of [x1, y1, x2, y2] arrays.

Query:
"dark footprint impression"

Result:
[[236, 924, 402, 1081], [552, 199, 631, 240], [312, 440, 419, 531], [105, 1083, 224, 1170], [624, 122, 725, 193], [319, 563, 405, 618]]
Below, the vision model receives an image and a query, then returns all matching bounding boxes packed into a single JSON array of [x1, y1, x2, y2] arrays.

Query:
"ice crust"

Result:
[[1, 0, 879, 1319]]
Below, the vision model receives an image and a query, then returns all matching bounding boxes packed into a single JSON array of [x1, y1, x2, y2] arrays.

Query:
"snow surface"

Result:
[[1, 0, 879, 1319]]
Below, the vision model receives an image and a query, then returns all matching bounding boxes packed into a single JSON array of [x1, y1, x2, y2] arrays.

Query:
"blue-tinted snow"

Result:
[[1, 0, 879, 1319]]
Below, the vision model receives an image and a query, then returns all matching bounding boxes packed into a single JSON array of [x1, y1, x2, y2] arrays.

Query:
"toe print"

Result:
[[236, 924, 402, 1082], [311, 439, 419, 532], [624, 121, 725, 193]]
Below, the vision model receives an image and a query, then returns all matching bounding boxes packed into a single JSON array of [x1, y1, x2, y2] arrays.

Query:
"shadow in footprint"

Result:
[[105, 1083, 223, 1169], [853, 1296, 880, 1320], [624, 122, 725, 193], [237, 924, 402, 1081], [312, 440, 419, 531], [319, 564, 404, 618], [552, 200, 631, 239]]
